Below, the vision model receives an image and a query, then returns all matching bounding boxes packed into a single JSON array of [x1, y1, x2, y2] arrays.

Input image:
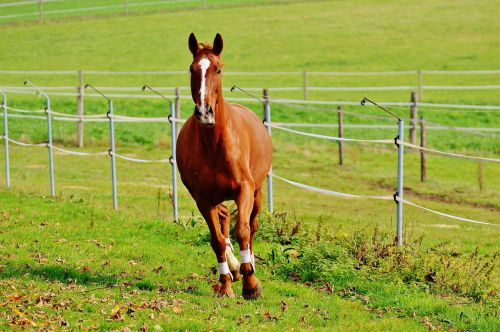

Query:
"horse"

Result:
[[176, 33, 272, 299]]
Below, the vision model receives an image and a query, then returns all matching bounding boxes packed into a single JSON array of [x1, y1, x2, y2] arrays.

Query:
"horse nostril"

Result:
[[208, 106, 214, 114], [194, 106, 202, 117]]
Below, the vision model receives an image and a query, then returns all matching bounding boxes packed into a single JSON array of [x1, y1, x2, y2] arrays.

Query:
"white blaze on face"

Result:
[[198, 58, 211, 110]]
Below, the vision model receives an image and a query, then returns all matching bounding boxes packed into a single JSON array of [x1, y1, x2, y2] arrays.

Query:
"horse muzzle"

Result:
[[195, 105, 216, 126]]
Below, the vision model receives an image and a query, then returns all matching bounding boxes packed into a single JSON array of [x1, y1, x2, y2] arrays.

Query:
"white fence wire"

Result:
[[273, 174, 499, 227], [0, 92, 498, 235]]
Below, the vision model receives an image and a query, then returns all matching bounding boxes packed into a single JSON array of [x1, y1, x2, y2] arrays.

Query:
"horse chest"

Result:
[[199, 154, 239, 181], [180, 148, 242, 201]]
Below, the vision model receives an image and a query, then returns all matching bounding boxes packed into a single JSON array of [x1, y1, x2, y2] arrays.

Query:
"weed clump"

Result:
[[259, 212, 498, 305]]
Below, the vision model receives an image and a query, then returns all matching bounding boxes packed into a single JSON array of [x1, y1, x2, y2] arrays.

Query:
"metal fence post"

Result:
[[169, 102, 179, 222], [175, 87, 181, 138], [420, 116, 427, 182], [417, 69, 423, 101], [409, 92, 417, 144], [263, 89, 273, 213], [38, 0, 44, 22], [108, 100, 118, 210], [2, 93, 9, 188], [303, 70, 308, 100], [337, 106, 344, 165], [124, 0, 129, 15], [396, 119, 404, 246], [77, 70, 84, 147], [46, 96, 55, 196]]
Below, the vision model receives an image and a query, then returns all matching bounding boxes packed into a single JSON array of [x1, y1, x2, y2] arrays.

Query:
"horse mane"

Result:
[[197, 43, 224, 67], [198, 43, 213, 51]]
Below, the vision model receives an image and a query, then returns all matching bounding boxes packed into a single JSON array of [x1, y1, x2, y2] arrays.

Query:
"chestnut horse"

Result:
[[176, 33, 272, 299]]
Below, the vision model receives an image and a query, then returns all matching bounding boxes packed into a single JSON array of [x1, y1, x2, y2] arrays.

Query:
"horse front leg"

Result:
[[249, 189, 262, 252], [197, 201, 235, 297], [234, 183, 261, 300], [217, 204, 241, 281]]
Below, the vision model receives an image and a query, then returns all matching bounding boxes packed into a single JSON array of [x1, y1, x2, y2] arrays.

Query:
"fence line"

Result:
[[399, 141, 500, 163], [0, 1, 59, 8], [51, 145, 108, 156], [6, 106, 45, 114], [396, 197, 499, 226], [4, 84, 500, 93], [2, 105, 498, 133], [112, 152, 170, 163], [1, 69, 500, 75], [271, 122, 500, 133], [2, 136, 46, 147], [273, 174, 393, 200], [3, 85, 500, 112], [422, 70, 500, 75], [1, 90, 498, 245], [266, 122, 394, 144], [272, 174, 497, 227], [0, 0, 200, 20]]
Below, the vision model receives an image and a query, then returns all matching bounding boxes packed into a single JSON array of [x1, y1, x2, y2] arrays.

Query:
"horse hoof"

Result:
[[242, 281, 262, 300], [231, 270, 242, 282], [222, 290, 236, 298], [213, 284, 235, 298]]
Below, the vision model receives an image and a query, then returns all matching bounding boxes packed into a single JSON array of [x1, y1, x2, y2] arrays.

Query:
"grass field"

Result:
[[0, 0, 499, 330]]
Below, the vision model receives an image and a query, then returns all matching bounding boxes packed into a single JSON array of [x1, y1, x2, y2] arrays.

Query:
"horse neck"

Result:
[[199, 91, 228, 151]]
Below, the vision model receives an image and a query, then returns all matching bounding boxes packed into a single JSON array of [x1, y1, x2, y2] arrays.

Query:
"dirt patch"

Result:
[[372, 179, 500, 212], [428, 224, 460, 229], [61, 185, 91, 191], [25, 164, 46, 169]]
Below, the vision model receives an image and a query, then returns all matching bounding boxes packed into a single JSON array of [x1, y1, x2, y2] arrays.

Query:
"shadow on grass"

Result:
[[0, 263, 196, 293], [0, 263, 119, 286]]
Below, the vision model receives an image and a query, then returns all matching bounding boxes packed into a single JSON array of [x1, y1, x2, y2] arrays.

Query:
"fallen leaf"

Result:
[[319, 283, 334, 294], [55, 256, 66, 264], [172, 306, 182, 314], [8, 292, 23, 302], [422, 316, 436, 330], [152, 265, 163, 273], [263, 311, 279, 321], [110, 306, 123, 321], [127, 307, 135, 317], [280, 300, 288, 312]]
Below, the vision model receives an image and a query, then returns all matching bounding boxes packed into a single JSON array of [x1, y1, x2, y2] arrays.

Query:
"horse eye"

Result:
[[217, 69, 221, 74]]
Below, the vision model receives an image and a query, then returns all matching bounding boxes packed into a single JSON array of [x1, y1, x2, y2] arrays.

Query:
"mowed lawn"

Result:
[[0, 0, 499, 330]]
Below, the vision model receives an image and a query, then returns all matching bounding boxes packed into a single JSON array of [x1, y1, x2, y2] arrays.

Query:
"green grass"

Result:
[[0, 188, 497, 330], [0, 0, 499, 330], [1, 0, 499, 103]]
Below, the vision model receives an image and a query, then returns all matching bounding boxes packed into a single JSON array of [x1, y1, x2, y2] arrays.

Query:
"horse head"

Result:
[[188, 32, 224, 126]]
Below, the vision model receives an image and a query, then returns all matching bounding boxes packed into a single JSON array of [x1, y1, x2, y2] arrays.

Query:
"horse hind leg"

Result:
[[198, 201, 235, 297], [217, 204, 241, 281]]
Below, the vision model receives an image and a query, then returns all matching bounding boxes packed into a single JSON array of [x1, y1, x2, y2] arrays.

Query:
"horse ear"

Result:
[[188, 33, 199, 56], [212, 33, 223, 56]]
